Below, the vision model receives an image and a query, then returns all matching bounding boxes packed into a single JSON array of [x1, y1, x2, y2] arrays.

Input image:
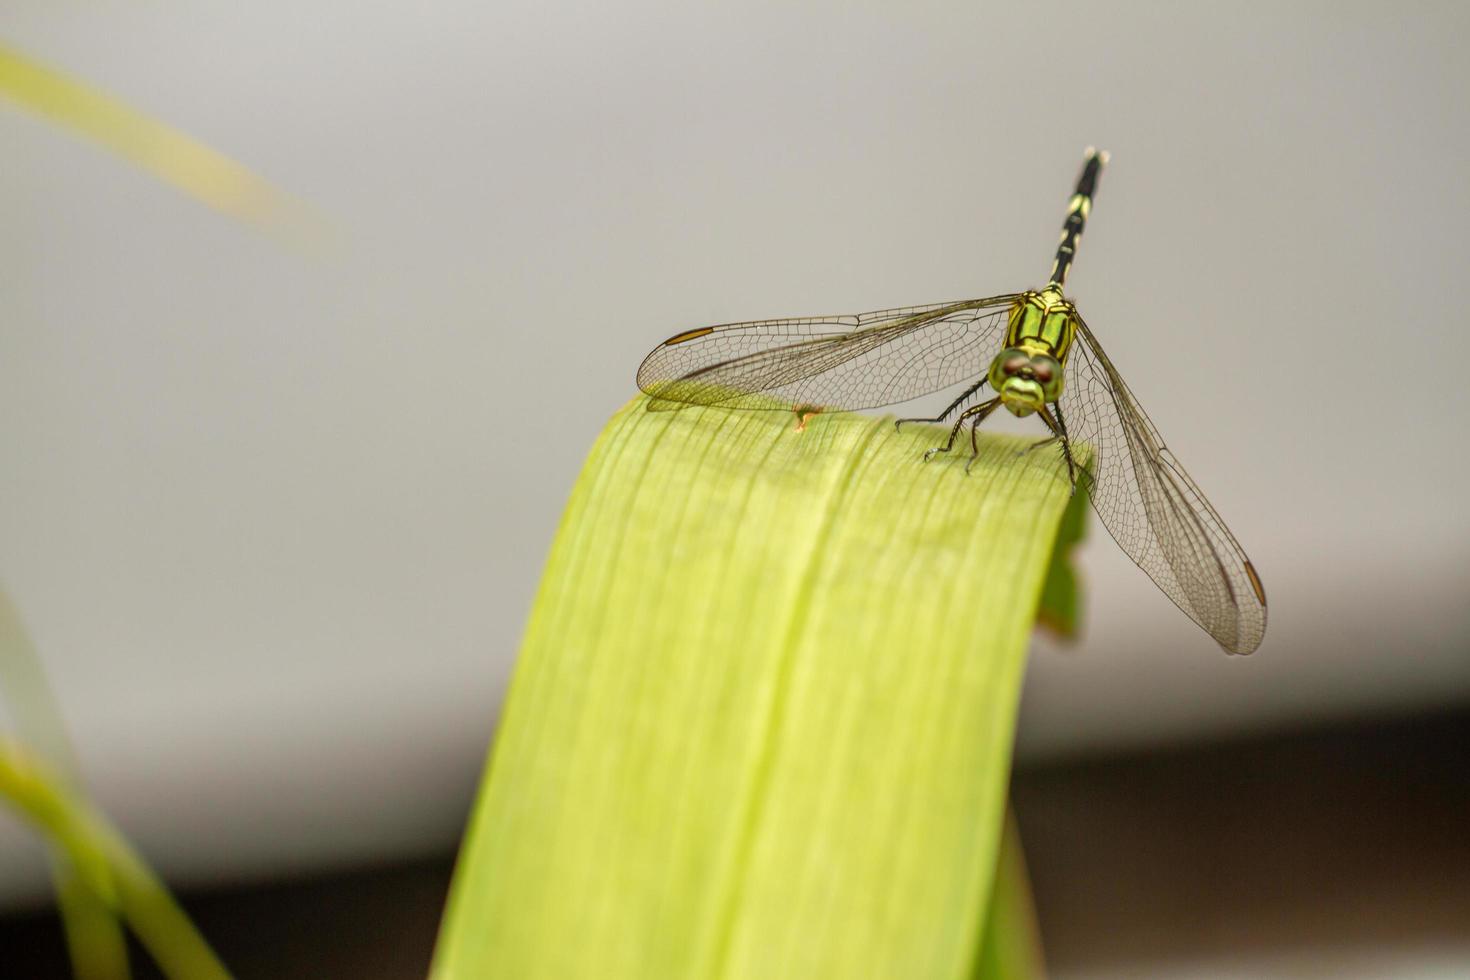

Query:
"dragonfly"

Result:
[[636, 149, 1266, 654]]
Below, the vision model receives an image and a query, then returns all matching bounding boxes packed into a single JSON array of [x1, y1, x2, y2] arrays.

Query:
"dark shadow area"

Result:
[[2, 707, 1466, 978], [0, 860, 455, 980], [1016, 708, 1470, 973]]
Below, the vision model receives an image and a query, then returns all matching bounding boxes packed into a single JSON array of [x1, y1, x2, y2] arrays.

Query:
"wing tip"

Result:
[[1221, 618, 1267, 655], [1244, 560, 1267, 607], [663, 326, 715, 346]]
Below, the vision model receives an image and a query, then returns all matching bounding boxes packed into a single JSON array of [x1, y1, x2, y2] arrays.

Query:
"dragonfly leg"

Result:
[[1037, 403, 1078, 493], [896, 378, 987, 431], [923, 397, 999, 462], [922, 414, 969, 462], [1051, 402, 1079, 491], [963, 400, 1004, 473]]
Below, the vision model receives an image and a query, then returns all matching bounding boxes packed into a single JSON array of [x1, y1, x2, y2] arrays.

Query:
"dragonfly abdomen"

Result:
[[1049, 147, 1106, 287]]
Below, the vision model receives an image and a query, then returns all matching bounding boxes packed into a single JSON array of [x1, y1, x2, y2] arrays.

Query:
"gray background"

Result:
[[2, 0, 1467, 954]]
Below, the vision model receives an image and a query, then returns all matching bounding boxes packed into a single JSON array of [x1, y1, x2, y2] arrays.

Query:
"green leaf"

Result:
[[972, 812, 1047, 980], [434, 396, 1079, 979], [1035, 479, 1088, 640]]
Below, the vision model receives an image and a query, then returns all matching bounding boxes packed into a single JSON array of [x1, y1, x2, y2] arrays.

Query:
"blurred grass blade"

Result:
[[51, 870, 132, 980], [2, 586, 131, 980], [0, 588, 76, 770], [0, 737, 233, 980], [0, 41, 323, 248], [434, 396, 1080, 978]]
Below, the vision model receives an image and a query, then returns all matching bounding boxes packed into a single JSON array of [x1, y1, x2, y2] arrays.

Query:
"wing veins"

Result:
[[1066, 313, 1265, 653], [637, 295, 1017, 412]]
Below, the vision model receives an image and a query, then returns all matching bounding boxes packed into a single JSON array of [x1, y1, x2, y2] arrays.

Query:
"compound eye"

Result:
[[1031, 360, 1054, 383], [1002, 354, 1028, 376]]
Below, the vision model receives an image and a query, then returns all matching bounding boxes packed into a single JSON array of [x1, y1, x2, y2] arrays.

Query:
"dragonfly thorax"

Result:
[[989, 287, 1077, 416]]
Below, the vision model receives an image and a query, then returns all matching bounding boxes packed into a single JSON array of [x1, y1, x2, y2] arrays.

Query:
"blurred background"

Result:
[[2, 2, 1467, 977]]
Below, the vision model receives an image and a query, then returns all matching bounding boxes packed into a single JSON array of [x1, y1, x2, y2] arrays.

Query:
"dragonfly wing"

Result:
[[636, 295, 1018, 412], [1060, 314, 1267, 654]]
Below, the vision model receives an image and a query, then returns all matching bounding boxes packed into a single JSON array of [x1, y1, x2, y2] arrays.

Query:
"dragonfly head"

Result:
[[988, 347, 1063, 417]]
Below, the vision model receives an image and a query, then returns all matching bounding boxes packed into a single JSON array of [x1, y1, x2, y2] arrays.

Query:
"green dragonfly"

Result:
[[636, 149, 1266, 654]]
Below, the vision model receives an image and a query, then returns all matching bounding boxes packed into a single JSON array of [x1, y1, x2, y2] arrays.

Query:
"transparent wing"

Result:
[[636, 295, 1017, 412], [1060, 314, 1267, 654]]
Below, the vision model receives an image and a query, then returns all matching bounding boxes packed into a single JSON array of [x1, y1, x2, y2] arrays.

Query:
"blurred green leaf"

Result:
[[0, 737, 233, 980], [1036, 481, 1088, 641], [973, 812, 1047, 979], [2, 588, 131, 980], [0, 41, 325, 249], [2, 590, 231, 979], [2, 40, 323, 966], [434, 396, 1079, 979]]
